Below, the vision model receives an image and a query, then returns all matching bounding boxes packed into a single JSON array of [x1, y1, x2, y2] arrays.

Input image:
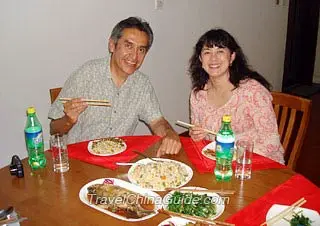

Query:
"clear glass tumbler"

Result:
[[50, 134, 69, 173], [235, 139, 253, 180]]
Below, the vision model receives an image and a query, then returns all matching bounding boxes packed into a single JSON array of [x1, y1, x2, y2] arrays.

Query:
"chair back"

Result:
[[49, 87, 62, 104], [271, 91, 312, 170]]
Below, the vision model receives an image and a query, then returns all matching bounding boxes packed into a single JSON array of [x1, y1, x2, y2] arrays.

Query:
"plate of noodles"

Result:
[[87, 137, 127, 156]]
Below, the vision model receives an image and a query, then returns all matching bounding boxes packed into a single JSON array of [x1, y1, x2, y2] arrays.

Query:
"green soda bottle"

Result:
[[214, 115, 235, 181], [24, 107, 47, 170]]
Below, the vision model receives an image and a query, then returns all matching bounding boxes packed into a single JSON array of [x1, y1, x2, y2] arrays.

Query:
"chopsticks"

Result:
[[159, 209, 235, 226], [59, 98, 111, 106], [176, 120, 217, 135], [132, 150, 164, 163], [166, 188, 236, 195], [260, 197, 307, 226]]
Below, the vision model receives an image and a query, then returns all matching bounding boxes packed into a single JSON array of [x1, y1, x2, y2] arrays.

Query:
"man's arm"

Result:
[[149, 117, 181, 157], [50, 115, 75, 135]]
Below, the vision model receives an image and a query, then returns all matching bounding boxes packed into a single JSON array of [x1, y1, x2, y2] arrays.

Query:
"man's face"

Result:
[[109, 28, 149, 77]]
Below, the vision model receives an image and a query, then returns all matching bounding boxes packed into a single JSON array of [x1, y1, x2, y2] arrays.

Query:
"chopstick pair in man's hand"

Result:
[[59, 98, 111, 107]]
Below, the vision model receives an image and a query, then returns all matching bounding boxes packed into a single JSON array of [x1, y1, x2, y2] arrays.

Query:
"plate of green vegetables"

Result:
[[162, 187, 225, 220], [266, 204, 320, 226]]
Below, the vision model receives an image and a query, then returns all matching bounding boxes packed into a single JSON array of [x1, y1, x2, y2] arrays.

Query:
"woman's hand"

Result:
[[189, 125, 208, 142]]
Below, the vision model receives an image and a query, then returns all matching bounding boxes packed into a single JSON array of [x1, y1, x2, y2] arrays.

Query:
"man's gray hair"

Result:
[[110, 17, 154, 51]]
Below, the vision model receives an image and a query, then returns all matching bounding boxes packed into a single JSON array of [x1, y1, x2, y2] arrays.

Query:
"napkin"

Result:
[[180, 137, 286, 173], [67, 135, 161, 170], [226, 174, 320, 226]]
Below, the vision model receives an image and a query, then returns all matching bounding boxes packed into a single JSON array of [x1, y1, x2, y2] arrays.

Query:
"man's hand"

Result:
[[50, 98, 88, 136], [157, 129, 181, 157], [189, 125, 208, 142], [149, 117, 182, 157], [63, 98, 88, 124]]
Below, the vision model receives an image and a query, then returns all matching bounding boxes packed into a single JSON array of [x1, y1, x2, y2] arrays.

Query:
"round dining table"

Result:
[[0, 139, 295, 226]]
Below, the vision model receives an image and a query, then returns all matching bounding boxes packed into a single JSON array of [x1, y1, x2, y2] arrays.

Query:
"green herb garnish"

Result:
[[290, 212, 312, 226]]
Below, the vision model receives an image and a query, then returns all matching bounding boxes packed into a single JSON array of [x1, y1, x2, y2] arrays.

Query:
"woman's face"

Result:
[[199, 45, 235, 78]]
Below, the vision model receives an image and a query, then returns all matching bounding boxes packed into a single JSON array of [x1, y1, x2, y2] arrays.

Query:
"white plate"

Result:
[[1, 211, 20, 226], [158, 216, 194, 226], [78, 178, 162, 222], [266, 204, 320, 226], [162, 186, 225, 220], [127, 158, 193, 192], [201, 141, 236, 161], [87, 138, 127, 156]]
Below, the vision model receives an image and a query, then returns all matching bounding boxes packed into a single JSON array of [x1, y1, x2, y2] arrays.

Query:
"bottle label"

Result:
[[25, 130, 44, 149], [216, 141, 235, 158]]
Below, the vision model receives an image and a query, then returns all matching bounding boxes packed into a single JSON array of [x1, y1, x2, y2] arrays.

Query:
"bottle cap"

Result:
[[27, 107, 36, 114], [222, 115, 231, 122]]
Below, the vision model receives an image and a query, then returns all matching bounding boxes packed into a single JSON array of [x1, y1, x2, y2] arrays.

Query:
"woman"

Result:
[[189, 29, 284, 164]]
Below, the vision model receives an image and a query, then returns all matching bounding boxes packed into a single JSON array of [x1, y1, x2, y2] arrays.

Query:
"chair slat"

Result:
[[278, 107, 288, 140], [283, 109, 296, 152]]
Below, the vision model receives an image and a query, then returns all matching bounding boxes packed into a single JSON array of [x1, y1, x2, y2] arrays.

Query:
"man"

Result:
[[48, 17, 181, 157]]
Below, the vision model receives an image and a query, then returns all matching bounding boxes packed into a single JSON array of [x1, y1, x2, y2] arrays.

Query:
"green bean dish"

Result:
[[167, 191, 217, 218]]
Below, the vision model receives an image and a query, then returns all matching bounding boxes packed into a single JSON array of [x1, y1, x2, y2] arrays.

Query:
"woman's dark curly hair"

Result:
[[189, 29, 271, 92]]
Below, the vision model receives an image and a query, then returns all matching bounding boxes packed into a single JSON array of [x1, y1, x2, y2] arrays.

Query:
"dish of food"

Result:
[[158, 217, 215, 226], [266, 204, 320, 226], [127, 158, 193, 191], [87, 137, 127, 156], [162, 187, 225, 220], [201, 141, 236, 161], [78, 178, 162, 222], [158, 216, 194, 226]]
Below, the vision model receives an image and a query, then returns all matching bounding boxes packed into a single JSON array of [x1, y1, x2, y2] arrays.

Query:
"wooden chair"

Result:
[[49, 87, 62, 104], [271, 91, 312, 170]]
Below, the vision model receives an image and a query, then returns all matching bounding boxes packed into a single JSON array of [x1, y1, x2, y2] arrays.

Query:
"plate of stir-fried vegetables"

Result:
[[162, 187, 225, 220]]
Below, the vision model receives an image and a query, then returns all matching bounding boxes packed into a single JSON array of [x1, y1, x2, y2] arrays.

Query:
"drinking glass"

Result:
[[50, 134, 69, 173], [235, 139, 253, 180]]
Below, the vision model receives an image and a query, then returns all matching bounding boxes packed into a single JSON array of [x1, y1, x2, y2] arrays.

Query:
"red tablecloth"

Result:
[[226, 174, 320, 226], [67, 135, 161, 170], [180, 137, 286, 173]]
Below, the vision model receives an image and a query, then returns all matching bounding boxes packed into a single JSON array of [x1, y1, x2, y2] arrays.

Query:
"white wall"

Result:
[[0, 0, 288, 168]]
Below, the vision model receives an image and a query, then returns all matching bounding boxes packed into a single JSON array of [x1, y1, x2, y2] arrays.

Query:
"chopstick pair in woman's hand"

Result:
[[176, 120, 217, 135]]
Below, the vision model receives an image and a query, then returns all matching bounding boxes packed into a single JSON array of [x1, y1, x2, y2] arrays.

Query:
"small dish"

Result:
[[87, 137, 127, 156], [266, 204, 320, 226], [201, 141, 236, 161], [158, 216, 194, 226]]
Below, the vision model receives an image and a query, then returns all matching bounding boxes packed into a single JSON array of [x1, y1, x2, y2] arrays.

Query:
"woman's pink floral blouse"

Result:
[[190, 79, 285, 164]]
